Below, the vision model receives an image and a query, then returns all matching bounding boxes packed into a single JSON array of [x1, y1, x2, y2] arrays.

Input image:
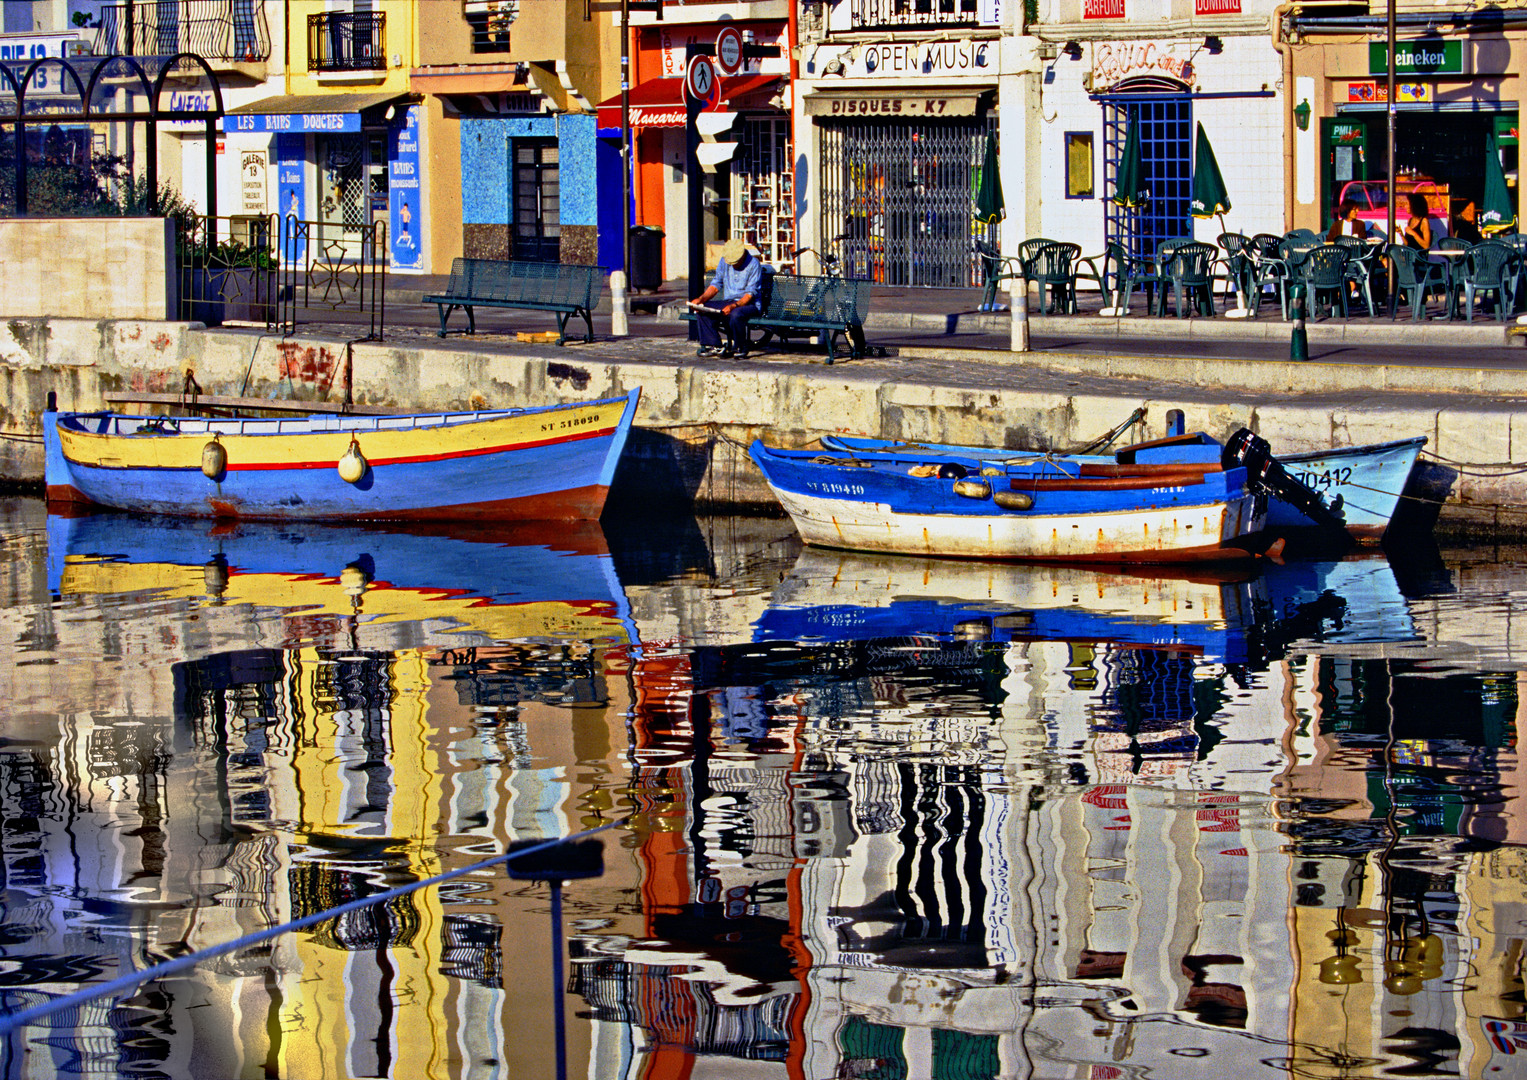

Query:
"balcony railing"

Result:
[[307, 11, 386, 73], [96, 1, 271, 62], [850, 0, 980, 30]]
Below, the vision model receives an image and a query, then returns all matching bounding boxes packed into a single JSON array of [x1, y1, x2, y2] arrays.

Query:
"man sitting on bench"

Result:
[[687, 237, 760, 358]]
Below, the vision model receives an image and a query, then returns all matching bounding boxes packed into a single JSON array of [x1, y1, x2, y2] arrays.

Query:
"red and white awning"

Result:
[[596, 74, 780, 132]]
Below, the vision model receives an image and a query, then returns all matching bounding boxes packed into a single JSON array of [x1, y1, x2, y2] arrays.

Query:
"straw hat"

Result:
[[721, 237, 748, 265]]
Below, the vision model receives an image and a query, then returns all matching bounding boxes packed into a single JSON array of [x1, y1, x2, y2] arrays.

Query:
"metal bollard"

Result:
[[1289, 282, 1309, 362], [609, 270, 629, 338], [1010, 272, 1031, 353]]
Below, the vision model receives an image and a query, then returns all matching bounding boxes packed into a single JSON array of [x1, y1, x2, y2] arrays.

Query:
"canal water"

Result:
[[2, 495, 1525, 1080]]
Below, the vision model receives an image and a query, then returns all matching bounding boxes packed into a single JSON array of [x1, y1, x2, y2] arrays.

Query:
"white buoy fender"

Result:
[[993, 490, 1034, 511], [201, 436, 226, 479], [338, 438, 367, 483], [952, 479, 992, 500]]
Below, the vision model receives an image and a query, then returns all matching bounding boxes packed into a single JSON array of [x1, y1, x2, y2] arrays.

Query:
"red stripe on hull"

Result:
[[217, 425, 618, 473], [378, 483, 613, 523]]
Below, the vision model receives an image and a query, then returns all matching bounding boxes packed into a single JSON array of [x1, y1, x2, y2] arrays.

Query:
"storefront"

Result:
[[222, 92, 424, 272], [1027, 33, 1284, 264], [598, 21, 791, 282], [799, 39, 999, 287], [1287, 21, 1524, 236]]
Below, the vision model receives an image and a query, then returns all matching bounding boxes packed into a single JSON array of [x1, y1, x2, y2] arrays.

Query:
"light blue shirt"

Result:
[[709, 254, 761, 304]]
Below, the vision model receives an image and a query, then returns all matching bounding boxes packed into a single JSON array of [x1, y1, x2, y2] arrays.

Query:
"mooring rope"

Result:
[[0, 817, 628, 1037]]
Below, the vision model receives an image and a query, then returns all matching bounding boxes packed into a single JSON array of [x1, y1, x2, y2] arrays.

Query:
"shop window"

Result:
[[1065, 132, 1093, 199]]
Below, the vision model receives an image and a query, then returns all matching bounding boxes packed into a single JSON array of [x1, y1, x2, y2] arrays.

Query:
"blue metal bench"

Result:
[[423, 258, 603, 344], [751, 272, 871, 362]]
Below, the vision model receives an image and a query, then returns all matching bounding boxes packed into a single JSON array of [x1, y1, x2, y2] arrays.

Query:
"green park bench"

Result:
[[423, 258, 602, 344]]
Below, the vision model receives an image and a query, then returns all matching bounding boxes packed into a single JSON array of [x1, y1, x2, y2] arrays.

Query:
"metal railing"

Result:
[[175, 212, 387, 340], [278, 216, 388, 341], [307, 11, 386, 73], [96, 0, 271, 62], [849, 0, 980, 30], [176, 212, 279, 330]]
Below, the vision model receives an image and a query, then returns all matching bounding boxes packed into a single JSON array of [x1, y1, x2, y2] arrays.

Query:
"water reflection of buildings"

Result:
[[2, 513, 642, 1078], [10, 507, 1527, 1077]]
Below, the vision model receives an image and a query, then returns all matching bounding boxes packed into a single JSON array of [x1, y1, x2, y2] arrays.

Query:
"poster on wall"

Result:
[[389, 105, 422, 272], [275, 133, 305, 264]]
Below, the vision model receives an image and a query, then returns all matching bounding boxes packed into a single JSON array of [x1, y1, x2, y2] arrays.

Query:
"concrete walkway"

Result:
[[377, 273, 1526, 359]]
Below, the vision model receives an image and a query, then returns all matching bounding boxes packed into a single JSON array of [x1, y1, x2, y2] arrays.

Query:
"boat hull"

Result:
[[821, 432, 1426, 542], [1271, 437, 1426, 539], [44, 391, 641, 522], [751, 442, 1264, 564]]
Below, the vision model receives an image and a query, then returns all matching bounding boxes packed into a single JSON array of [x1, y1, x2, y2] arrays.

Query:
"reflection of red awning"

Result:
[[596, 74, 780, 131]]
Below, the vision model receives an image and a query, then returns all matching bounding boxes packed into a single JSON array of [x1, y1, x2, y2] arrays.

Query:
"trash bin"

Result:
[[628, 225, 665, 292]]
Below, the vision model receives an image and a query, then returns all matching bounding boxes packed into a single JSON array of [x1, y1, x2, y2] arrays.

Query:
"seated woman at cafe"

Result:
[[1404, 192, 1438, 250], [1326, 198, 1371, 242]]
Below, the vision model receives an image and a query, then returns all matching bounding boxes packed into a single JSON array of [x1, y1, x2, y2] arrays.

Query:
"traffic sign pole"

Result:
[[685, 49, 717, 339]]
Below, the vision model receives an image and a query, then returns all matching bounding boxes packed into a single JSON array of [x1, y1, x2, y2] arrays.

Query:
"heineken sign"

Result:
[[1368, 40, 1462, 76]]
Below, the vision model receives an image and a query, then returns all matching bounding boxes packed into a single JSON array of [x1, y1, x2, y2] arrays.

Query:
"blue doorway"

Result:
[[1102, 84, 1192, 261]]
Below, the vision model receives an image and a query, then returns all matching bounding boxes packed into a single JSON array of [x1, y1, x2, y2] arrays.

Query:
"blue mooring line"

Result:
[[0, 819, 626, 1037]]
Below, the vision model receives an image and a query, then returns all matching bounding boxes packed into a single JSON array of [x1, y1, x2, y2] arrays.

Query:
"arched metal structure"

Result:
[[0, 51, 223, 217]]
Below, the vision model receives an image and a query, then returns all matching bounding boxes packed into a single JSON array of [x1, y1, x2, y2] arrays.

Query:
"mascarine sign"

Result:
[[1091, 41, 1196, 90]]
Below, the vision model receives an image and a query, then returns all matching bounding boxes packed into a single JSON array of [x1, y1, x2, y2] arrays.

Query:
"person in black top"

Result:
[[1453, 199, 1484, 245]]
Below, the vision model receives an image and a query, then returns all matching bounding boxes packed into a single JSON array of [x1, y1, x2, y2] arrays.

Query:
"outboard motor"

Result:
[[1221, 428, 1346, 531]]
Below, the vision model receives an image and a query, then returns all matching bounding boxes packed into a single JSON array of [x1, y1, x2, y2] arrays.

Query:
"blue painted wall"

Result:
[[596, 135, 627, 272], [460, 114, 598, 229]]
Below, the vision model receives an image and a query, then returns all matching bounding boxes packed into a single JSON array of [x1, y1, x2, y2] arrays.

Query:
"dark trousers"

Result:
[[695, 303, 759, 351]]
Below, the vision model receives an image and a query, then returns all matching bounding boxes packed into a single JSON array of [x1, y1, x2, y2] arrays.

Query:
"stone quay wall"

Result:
[[2, 318, 1524, 535]]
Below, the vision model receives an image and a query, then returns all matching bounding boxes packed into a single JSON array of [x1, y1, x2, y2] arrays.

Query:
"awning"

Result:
[[596, 74, 780, 132], [805, 88, 988, 119], [409, 65, 530, 95], [222, 92, 415, 134]]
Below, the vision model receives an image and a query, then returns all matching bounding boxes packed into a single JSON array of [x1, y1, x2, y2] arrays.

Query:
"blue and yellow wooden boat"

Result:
[[43, 389, 641, 522]]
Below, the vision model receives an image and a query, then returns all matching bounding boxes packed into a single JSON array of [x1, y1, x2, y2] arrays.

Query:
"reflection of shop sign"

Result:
[[1368, 40, 1462, 75], [1092, 42, 1194, 89], [240, 152, 266, 214], [1346, 81, 1433, 103], [808, 95, 975, 116], [1195, 0, 1239, 11], [1084, 0, 1125, 18]]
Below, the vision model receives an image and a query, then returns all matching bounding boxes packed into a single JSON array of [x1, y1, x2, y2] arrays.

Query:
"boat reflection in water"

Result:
[[12, 508, 1527, 1079], [47, 509, 639, 651]]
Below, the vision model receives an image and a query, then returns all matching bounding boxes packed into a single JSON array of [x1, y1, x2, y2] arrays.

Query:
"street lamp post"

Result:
[[1386, 0, 1397, 244]]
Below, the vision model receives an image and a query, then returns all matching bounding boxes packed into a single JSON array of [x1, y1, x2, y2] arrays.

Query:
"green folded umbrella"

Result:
[[974, 132, 1004, 225], [1481, 133, 1516, 235], [1190, 122, 1231, 219], [1112, 113, 1148, 209]]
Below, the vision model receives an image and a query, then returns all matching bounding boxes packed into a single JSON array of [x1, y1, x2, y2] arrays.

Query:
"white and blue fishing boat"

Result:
[[819, 431, 1425, 542], [42, 389, 641, 523], [748, 428, 1335, 564]]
